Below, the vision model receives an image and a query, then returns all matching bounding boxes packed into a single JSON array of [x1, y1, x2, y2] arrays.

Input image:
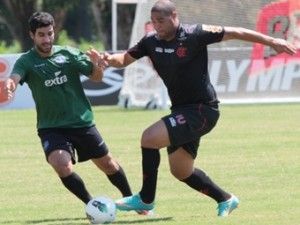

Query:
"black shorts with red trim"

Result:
[[162, 103, 219, 158]]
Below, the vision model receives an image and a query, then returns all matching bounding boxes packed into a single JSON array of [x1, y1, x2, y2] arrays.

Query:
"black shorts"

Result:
[[162, 104, 220, 159], [38, 125, 109, 164]]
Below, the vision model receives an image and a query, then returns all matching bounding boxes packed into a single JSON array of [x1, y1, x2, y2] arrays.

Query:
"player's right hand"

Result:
[[4, 78, 16, 100]]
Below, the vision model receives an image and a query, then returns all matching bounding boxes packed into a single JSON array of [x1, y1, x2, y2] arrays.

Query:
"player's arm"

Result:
[[4, 74, 21, 99], [103, 52, 136, 68], [87, 48, 136, 69], [222, 26, 297, 55]]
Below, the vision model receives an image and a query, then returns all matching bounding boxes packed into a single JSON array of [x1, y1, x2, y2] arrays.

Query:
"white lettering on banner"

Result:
[[209, 58, 300, 92], [246, 58, 285, 91], [1, 53, 300, 109], [209, 60, 224, 92], [281, 59, 300, 90], [227, 59, 250, 92]]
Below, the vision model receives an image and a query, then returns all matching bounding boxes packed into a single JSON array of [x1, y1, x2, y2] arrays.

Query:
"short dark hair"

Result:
[[151, 0, 176, 16], [28, 12, 55, 33]]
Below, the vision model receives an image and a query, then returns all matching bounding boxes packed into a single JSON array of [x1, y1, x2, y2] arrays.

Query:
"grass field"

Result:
[[0, 104, 299, 225]]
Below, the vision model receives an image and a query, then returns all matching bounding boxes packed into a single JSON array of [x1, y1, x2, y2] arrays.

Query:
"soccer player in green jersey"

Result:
[[3, 12, 134, 211]]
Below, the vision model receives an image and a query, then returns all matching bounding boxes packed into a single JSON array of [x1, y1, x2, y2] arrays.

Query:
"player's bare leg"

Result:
[[92, 154, 133, 197], [48, 149, 92, 204]]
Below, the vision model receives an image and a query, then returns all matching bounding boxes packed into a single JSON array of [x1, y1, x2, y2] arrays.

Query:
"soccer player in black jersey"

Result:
[[89, 0, 296, 217], [3, 12, 137, 214]]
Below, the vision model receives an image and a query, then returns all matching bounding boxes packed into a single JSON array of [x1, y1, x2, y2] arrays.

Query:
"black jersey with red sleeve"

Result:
[[127, 23, 225, 107]]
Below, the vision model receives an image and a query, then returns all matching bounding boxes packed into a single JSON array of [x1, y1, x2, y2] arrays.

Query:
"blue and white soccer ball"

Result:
[[85, 196, 116, 224]]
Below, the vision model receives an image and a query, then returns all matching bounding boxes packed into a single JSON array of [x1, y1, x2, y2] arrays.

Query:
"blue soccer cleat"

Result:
[[217, 194, 239, 217], [115, 194, 154, 213]]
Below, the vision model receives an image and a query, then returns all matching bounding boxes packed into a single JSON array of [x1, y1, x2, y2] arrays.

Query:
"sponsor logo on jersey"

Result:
[[164, 48, 174, 53], [54, 71, 61, 76], [155, 47, 163, 53], [202, 24, 222, 33], [44, 70, 68, 87], [155, 47, 174, 54]]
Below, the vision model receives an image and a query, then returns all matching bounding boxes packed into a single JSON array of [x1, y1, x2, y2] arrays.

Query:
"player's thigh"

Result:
[[168, 147, 194, 180], [72, 126, 109, 162], [141, 119, 170, 149], [163, 104, 219, 147]]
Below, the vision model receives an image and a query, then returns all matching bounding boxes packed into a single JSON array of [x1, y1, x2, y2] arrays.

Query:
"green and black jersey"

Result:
[[11, 45, 94, 129]]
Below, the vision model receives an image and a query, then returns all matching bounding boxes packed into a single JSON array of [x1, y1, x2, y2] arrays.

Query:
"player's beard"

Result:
[[36, 42, 53, 55]]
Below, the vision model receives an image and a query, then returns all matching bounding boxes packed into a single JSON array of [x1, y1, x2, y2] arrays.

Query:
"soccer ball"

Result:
[[85, 196, 116, 224]]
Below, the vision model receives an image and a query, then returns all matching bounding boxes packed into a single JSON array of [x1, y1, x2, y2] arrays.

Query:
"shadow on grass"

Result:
[[1, 217, 86, 225], [2, 216, 173, 224], [115, 216, 173, 224]]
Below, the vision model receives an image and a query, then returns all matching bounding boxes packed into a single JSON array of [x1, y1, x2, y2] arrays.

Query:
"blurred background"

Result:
[[0, 0, 136, 53]]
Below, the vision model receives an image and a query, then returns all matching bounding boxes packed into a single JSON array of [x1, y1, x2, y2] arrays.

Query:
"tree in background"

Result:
[[0, 0, 80, 51], [0, 0, 135, 52]]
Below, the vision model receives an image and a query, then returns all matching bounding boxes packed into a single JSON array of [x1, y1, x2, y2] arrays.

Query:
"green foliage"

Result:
[[0, 40, 21, 54], [0, 30, 104, 54], [56, 30, 104, 52], [55, 30, 77, 47], [77, 38, 104, 52]]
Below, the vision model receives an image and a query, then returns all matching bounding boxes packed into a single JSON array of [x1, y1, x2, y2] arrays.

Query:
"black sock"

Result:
[[60, 172, 92, 204], [181, 168, 231, 203], [139, 147, 160, 204], [107, 166, 132, 197]]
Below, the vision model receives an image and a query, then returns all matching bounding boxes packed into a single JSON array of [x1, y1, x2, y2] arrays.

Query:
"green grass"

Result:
[[0, 104, 299, 225]]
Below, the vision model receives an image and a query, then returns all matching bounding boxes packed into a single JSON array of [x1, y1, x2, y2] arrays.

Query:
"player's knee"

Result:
[[50, 161, 73, 177], [48, 151, 73, 177], [170, 167, 192, 181], [170, 168, 182, 180], [141, 128, 155, 147]]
